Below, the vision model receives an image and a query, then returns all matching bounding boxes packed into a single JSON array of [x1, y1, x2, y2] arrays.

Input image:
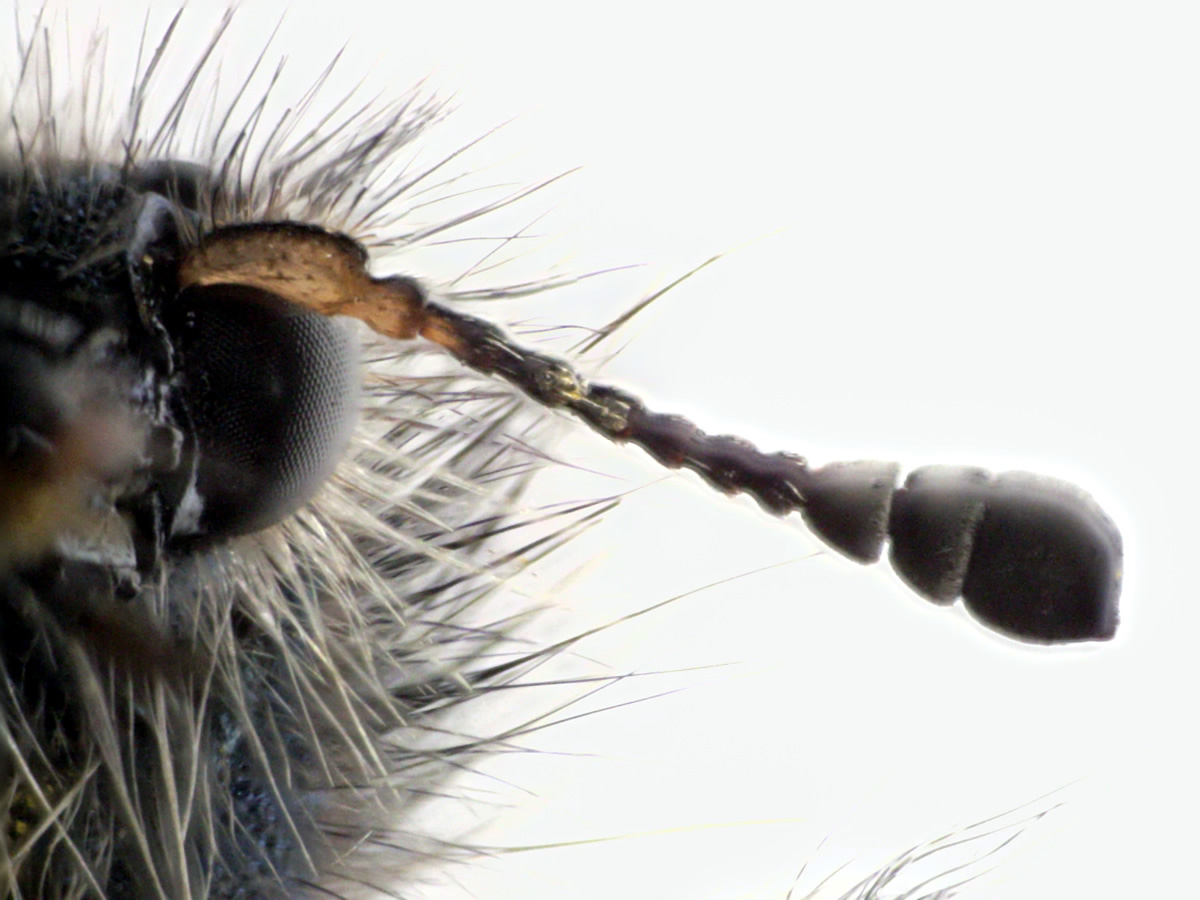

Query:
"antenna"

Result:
[[180, 220, 1123, 644]]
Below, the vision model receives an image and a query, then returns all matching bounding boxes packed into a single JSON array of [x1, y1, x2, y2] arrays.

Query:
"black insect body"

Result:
[[0, 11, 1123, 900]]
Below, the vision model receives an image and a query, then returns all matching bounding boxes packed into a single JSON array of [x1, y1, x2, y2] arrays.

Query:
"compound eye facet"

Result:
[[166, 282, 359, 539]]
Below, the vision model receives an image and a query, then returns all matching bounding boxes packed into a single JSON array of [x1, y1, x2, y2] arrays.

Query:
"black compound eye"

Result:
[[166, 283, 359, 538]]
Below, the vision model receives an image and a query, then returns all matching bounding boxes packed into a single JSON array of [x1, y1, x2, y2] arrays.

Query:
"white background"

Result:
[[8, 2, 1196, 898]]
